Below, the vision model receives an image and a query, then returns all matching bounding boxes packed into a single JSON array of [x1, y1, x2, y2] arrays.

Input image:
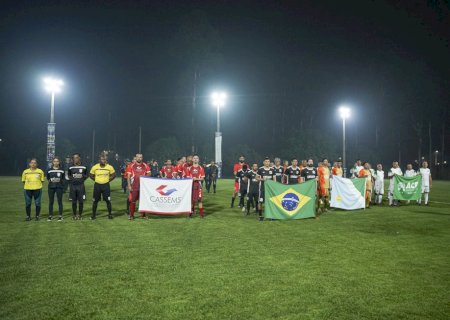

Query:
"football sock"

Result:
[[26, 206, 31, 217], [92, 201, 98, 217], [129, 203, 136, 217], [106, 201, 112, 215], [72, 203, 77, 216], [424, 193, 429, 205], [36, 206, 41, 217], [200, 208, 203, 217]]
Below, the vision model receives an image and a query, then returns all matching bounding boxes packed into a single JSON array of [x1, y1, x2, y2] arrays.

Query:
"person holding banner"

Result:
[[332, 159, 343, 177], [185, 155, 205, 218], [127, 153, 150, 220], [317, 159, 331, 213], [284, 158, 301, 185], [359, 162, 373, 208], [160, 159, 176, 179], [404, 163, 417, 204], [373, 164, 385, 205], [388, 161, 402, 206], [272, 158, 284, 183], [418, 161, 432, 206]]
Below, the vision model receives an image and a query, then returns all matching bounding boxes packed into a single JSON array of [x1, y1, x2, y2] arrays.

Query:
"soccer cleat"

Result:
[[259, 216, 264, 222], [72, 215, 76, 220], [58, 216, 63, 221], [35, 216, 40, 221], [128, 215, 134, 220], [47, 216, 52, 221], [25, 216, 31, 222], [90, 216, 96, 220], [108, 215, 113, 220]]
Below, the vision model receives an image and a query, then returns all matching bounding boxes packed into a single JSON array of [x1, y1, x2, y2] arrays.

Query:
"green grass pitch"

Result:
[[0, 177, 449, 319]]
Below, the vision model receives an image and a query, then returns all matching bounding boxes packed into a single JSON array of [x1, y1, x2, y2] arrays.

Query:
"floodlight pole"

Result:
[[342, 117, 346, 178], [215, 104, 222, 178], [46, 91, 56, 168]]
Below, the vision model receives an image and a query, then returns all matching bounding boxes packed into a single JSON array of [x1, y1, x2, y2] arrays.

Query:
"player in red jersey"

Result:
[[181, 155, 193, 178], [160, 159, 176, 179], [126, 153, 150, 220], [231, 155, 246, 208], [176, 156, 187, 178], [185, 155, 205, 218]]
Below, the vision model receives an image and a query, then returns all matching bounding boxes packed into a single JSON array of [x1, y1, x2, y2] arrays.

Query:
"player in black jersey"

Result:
[[68, 153, 88, 220], [301, 158, 318, 182], [256, 157, 275, 221], [245, 164, 259, 216], [272, 157, 284, 183], [46, 157, 65, 221], [284, 158, 302, 185], [236, 164, 249, 210], [206, 161, 219, 193]]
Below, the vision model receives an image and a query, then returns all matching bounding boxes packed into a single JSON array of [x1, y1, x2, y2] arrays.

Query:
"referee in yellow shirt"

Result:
[[21, 158, 45, 221], [89, 155, 116, 220]]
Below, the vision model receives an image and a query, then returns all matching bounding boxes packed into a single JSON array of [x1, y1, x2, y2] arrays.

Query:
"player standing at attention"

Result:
[[236, 164, 249, 210], [231, 155, 246, 208], [160, 159, 175, 179], [68, 153, 88, 220], [272, 157, 284, 183], [120, 159, 131, 193], [89, 155, 116, 220], [284, 158, 301, 185], [185, 155, 205, 218], [127, 153, 150, 220], [359, 162, 373, 208], [282, 160, 289, 184], [404, 163, 417, 204], [301, 159, 318, 217], [245, 164, 259, 215], [46, 157, 65, 221], [373, 164, 385, 205], [388, 161, 403, 206], [418, 161, 432, 206], [317, 158, 331, 213], [22, 158, 45, 221], [256, 157, 275, 221]]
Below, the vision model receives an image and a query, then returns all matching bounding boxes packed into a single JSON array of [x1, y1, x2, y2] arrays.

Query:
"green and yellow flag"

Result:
[[264, 180, 316, 220]]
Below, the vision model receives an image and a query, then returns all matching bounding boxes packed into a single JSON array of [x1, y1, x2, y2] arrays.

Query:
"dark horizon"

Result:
[[0, 0, 449, 175]]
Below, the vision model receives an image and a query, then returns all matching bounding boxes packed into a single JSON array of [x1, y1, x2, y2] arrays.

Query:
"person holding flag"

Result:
[[284, 158, 301, 185], [160, 159, 176, 179], [127, 153, 150, 220], [332, 159, 343, 177], [185, 155, 205, 218], [256, 157, 275, 221], [418, 161, 432, 206], [388, 161, 403, 206], [272, 157, 284, 183], [359, 162, 373, 208], [317, 158, 331, 214]]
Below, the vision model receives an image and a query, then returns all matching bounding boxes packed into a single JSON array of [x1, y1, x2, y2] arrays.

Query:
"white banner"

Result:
[[330, 176, 366, 210], [139, 177, 192, 215]]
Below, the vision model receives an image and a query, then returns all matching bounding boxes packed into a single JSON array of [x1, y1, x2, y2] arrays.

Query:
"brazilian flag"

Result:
[[264, 180, 316, 220]]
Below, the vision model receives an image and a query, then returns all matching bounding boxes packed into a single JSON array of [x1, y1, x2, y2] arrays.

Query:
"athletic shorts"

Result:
[[421, 185, 430, 193], [192, 183, 202, 203], [129, 189, 140, 203], [318, 186, 329, 197], [234, 181, 239, 193], [70, 184, 85, 202], [93, 183, 111, 202]]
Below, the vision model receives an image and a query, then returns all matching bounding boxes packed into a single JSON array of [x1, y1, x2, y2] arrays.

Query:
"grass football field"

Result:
[[0, 177, 449, 319]]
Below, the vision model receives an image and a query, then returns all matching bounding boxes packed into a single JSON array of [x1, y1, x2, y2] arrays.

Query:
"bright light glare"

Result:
[[43, 77, 64, 93], [339, 106, 350, 119], [211, 91, 227, 107]]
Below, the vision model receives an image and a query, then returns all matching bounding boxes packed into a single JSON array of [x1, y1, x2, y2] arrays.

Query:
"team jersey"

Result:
[[236, 169, 249, 191], [160, 165, 175, 179], [209, 165, 219, 177], [185, 165, 205, 186], [317, 166, 331, 189], [120, 165, 128, 179], [126, 162, 150, 189], [419, 168, 431, 187], [332, 166, 343, 177], [246, 170, 259, 194], [351, 165, 364, 178], [388, 167, 403, 178], [257, 166, 274, 188], [404, 169, 417, 177], [359, 168, 373, 190], [272, 166, 284, 183], [233, 162, 246, 181], [47, 168, 65, 188], [284, 165, 301, 184], [68, 165, 88, 185], [180, 163, 192, 178], [22, 168, 45, 190], [301, 167, 317, 181], [90, 163, 115, 185]]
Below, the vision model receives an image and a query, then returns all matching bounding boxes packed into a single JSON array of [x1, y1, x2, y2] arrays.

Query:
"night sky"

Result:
[[0, 1, 449, 175]]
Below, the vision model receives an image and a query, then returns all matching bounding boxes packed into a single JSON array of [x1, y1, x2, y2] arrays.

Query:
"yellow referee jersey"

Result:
[[22, 168, 45, 190], [90, 164, 115, 184]]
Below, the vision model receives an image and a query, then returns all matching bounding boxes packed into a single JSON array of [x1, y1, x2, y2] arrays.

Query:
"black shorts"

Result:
[[70, 184, 85, 202], [93, 183, 111, 202]]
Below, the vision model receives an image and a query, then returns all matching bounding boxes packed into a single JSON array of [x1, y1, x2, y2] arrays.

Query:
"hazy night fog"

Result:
[[0, 1, 449, 176]]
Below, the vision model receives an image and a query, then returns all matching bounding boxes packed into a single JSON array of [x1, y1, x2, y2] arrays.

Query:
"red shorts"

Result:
[[192, 183, 202, 203], [234, 181, 239, 193], [129, 189, 140, 203]]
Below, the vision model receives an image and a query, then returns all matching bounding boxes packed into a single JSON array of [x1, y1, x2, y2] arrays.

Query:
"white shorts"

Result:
[[374, 182, 384, 195], [422, 185, 430, 193]]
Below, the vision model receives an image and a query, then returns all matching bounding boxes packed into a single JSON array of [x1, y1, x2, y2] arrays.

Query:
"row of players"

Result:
[[229, 156, 433, 219], [20, 153, 206, 221]]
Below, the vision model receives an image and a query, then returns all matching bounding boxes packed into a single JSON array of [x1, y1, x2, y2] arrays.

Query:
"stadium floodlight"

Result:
[[43, 76, 64, 168], [211, 91, 227, 178], [338, 105, 351, 177]]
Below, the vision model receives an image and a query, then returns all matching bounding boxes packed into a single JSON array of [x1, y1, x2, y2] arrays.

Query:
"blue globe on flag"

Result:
[[281, 193, 300, 211]]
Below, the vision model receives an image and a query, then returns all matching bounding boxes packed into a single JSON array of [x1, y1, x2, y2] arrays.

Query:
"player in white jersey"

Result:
[[373, 164, 385, 205], [404, 164, 417, 204], [388, 161, 403, 206], [417, 161, 432, 205]]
